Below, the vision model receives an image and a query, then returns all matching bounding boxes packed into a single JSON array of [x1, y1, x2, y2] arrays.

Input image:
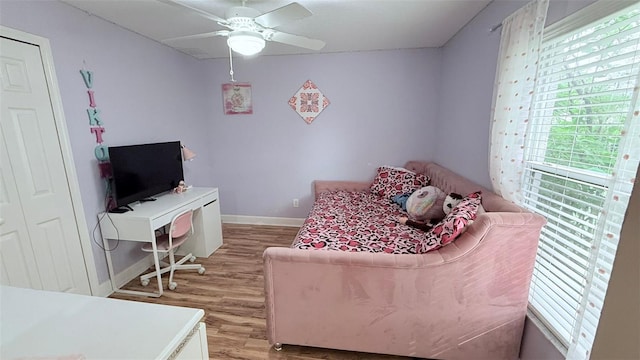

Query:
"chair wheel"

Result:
[[198, 267, 205, 275], [141, 278, 150, 286], [169, 282, 177, 290], [189, 256, 196, 263]]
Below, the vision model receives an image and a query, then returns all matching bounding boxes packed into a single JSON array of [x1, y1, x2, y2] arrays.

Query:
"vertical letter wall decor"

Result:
[[80, 68, 114, 209]]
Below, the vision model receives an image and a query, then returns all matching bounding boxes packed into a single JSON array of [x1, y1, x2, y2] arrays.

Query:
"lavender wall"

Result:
[[0, 0, 214, 282], [435, 0, 599, 188], [435, 0, 527, 187], [201, 49, 441, 218], [0, 1, 440, 282], [437, 0, 598, 358]]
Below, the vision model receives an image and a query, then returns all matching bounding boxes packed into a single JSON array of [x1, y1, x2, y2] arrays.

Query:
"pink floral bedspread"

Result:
[[292, 190, 425, 254]]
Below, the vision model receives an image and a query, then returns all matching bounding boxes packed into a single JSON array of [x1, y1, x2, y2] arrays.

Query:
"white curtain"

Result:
[[567, 66, 640, 360], [489, 0, 549, 204]]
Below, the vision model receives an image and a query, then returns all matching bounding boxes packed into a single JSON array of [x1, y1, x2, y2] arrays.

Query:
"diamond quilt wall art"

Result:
[[288, 80, 330, 124]]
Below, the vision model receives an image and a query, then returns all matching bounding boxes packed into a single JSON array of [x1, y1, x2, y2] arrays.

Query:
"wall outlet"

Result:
[[293, 198, 299, 208]]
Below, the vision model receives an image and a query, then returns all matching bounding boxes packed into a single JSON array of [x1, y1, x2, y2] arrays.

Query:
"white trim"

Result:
[[96, 279, 115, 298], [0, 25, 101, 296], [221, 215, 304, 227]]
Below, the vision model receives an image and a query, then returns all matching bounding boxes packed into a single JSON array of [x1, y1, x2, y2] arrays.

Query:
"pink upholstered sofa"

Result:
[[263, 161, 546, 359]]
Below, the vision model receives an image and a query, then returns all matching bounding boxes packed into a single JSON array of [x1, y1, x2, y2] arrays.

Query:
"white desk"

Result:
[[0, 286, 208, 359], [99, 187, 223, 297]]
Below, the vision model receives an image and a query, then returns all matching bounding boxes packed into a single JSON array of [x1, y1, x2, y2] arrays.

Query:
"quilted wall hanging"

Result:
[[288, 80, 330, 124], [222, 83, 253, 115]]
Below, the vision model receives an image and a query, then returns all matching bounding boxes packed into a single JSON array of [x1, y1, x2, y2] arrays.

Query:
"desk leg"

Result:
[[103, 235, 119, 294], [151, 237, 164, 296], [102, 235, 163, 298]]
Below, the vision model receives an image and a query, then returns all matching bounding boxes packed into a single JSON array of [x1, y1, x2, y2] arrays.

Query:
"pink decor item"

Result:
[[288, 80, 330, 124], [222, 83, 253, 115]]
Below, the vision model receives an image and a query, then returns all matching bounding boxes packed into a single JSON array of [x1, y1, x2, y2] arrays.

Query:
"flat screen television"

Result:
[[108, 141, 184, 208]]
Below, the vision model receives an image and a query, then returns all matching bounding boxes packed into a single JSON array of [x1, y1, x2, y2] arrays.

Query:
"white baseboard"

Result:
[[95, 253, 164, 297], [221, 214, 304, 227], [96, 279, 114, 297]]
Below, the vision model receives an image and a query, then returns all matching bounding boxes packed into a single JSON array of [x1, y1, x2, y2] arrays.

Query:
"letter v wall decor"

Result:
[[289, 80, 330, 124], [80, 68, 114, 209]]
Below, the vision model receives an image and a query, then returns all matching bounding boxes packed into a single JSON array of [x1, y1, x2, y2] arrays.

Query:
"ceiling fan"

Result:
[[161, 0, 326, 56]]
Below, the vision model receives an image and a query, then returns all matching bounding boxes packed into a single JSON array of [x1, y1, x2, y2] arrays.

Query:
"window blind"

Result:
[[522, 2, 640, 358]]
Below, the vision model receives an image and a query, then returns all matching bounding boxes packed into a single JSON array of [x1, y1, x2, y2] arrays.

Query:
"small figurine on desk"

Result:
[[174, 180, 187, 194]]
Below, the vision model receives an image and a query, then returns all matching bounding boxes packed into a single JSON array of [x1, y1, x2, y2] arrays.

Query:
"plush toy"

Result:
[[442, 192, 464, 215], [406, 186, 446, 221], [391, 193, 412, 211], [399, 192, 464, 231], [173, 180, 187, 194]]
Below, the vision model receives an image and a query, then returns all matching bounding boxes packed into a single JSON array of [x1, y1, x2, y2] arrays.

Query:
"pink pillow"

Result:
[[370, 166, 429, 198], [416, 191, 482, 254]]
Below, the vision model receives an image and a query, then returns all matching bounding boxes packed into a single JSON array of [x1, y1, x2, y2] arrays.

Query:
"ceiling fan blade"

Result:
[[162, 30, 229, 43], [158, 0, 229, 25], [269, 31, 325, 50], [254, 2, 312, 29]]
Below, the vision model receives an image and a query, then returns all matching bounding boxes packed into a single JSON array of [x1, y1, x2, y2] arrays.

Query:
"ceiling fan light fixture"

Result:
[[227, 31, 265, 56]]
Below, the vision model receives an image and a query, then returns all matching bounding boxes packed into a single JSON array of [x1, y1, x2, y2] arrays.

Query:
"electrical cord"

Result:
[[92, 180, 120, 252]]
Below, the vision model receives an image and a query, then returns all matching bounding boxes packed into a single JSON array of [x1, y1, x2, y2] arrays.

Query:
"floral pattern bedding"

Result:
[[292, 190, 426, 254]]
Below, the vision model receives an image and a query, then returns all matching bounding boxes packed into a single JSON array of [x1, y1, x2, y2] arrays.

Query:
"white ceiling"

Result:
[[61, 0, 492, 59]]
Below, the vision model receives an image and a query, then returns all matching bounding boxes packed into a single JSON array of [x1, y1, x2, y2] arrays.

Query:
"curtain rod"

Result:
[[489, 23, 503, 33]]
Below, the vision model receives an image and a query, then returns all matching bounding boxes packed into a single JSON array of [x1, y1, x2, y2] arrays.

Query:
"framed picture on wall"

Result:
[[222, 83, 253, 115]]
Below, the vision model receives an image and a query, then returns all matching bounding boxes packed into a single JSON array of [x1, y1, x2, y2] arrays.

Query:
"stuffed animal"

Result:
[[173, 180, 187, 193], [406, 186, 446, 221], [399, 192, 464, 231], [391, 193, 412, 211], [442, 192, 464, 215]]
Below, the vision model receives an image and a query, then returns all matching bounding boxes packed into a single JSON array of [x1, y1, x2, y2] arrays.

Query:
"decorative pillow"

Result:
[[406, 186, 446, 221], [370, 166, 429, 198], [416, 191, 482, 254]]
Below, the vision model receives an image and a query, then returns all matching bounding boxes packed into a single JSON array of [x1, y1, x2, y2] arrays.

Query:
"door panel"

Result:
[[9, 108, 54, 196], [0, 37, 91, 294], [32, 219, 75, 291], [0, 125, 41, 289], [0, 231, 38, 288]]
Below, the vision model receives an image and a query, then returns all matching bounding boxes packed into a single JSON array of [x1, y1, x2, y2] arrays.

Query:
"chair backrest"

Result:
[[171, 210, 194, 239]]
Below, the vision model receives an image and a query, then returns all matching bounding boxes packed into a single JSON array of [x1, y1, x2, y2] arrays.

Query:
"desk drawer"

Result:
[[189, 190, 218, 210], [154, 203, 193, 230], [99, 215, 153, 242], [153, 191, 217, 229]]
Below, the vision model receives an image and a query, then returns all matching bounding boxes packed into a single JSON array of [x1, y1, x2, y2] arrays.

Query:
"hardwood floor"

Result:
[[110, 224, 411, 360]]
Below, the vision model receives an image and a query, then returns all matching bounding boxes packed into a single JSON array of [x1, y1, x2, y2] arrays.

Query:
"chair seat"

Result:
[[141, 234, 188, 252]]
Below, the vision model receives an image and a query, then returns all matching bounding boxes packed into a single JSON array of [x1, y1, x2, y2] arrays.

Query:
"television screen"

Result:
[[108, 141, 184, 208]]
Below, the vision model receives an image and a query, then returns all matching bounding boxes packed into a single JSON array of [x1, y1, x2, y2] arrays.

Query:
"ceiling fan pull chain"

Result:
[[228, 45, 236, 82]]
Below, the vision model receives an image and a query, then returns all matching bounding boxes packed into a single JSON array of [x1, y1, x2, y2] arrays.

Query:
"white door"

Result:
[[0, 37, 91, 294]]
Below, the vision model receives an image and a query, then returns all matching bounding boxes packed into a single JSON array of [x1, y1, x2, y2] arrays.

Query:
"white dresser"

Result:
[[0, 286, 208, 359]]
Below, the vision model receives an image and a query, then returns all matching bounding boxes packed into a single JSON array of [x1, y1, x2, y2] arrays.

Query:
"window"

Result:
[[522, 2, 640, 358]]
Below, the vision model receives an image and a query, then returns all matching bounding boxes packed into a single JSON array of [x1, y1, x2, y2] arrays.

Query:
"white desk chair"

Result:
[[140, 209, 205, 291]]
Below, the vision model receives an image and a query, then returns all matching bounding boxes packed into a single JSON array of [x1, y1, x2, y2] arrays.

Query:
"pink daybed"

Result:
[[263, 161, 546, 359]]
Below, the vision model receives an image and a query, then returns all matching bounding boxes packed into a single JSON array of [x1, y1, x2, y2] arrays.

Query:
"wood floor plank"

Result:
[[110, 224, 411, 360]]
